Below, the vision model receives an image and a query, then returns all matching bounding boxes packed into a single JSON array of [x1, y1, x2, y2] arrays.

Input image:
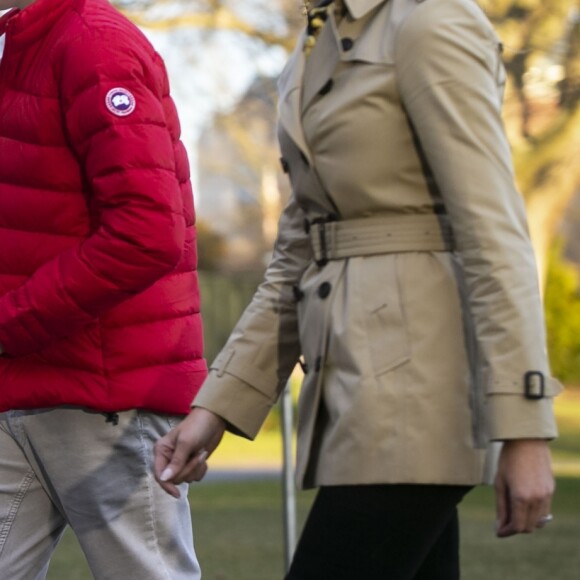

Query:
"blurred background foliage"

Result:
[[545, 241, 580, 384], [111, 0, 580, 386]]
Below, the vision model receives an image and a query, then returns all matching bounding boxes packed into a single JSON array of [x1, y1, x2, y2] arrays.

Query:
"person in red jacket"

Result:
[[0, 0, 206, 577]]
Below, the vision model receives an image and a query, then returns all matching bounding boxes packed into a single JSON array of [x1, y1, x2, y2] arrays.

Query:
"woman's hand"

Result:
[[154, 407, 226, 498], [494, 439, 555, 537]]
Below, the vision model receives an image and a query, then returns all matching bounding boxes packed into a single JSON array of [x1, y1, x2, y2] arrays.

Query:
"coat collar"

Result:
[[277, 0, 391, 162], [343, 0, 390, 19], [301, 12, 342, 113], [277, 31, 310, 162]]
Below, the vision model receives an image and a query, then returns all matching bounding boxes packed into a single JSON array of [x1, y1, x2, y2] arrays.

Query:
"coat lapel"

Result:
[[277, 0, 391, 163], [302, 0, 392, 111], [301, 14, 341, 112], [277, 31, 312, 163]]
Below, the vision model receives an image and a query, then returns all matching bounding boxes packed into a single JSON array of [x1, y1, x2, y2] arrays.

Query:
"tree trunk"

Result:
[[517, 107, 580, 286]]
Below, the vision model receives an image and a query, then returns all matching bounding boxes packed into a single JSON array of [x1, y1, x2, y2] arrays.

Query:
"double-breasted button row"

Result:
[[293, 282, 331, 301]]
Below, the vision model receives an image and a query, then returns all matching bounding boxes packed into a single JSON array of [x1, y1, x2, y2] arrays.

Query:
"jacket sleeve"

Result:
[[194, 196, 312, 439], [395, 0, 561, 440], [0, 29, 185, 356]]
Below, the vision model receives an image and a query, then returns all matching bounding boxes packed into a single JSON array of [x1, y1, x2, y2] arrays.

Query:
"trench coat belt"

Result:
[[309, 213, 455, 265]]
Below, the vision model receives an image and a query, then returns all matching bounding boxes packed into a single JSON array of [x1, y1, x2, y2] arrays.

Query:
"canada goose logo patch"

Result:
[[105, 88, 136, 116]]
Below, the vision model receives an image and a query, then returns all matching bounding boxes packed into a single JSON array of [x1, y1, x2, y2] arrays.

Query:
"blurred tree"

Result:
[[197, 77, 290, 272], [196, 219, 227, 270], [111, 0, 303, 49], [481, 0, 580, 281]]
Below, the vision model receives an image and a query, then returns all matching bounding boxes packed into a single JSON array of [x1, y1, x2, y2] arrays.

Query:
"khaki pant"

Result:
[[0, 408, 200, 580]]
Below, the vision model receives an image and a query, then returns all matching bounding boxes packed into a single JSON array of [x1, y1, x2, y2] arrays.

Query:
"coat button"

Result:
[[292, 284, 304, 302], [300, 151, 309, 166], [318, 282, 331, 299], [315, 356, 323, 372], [280, 157, 290, 174], [341, 37, 354, 51], [318, 79, 333, 96]]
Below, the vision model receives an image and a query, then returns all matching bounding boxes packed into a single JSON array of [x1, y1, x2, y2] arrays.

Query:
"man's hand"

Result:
[[154, 407, 226, 498], [495, 439, 555, 538]]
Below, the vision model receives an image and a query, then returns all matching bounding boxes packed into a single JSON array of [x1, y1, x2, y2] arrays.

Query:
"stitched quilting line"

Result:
[[0, 470, 35, 555]]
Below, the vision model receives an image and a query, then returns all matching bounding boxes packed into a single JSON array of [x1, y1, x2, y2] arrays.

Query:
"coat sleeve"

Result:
[[395, 0, 561, 440], [0, 29, 185, 356], [194, 196, 312, 439]]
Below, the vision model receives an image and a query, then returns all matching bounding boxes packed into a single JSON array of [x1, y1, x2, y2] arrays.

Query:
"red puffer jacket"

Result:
[[0, 0, 206, 414]]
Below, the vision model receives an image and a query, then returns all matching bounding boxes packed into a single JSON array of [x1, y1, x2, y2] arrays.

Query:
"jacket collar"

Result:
[[0, 0, 74, 50], [0, 9, 19, 36]]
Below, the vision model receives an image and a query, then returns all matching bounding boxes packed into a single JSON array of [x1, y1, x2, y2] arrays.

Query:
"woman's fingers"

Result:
[[494, 439, 555, 538], [153, 429, 183, 498], [171, 449, 210, 484], [153, 408, 227, 496]]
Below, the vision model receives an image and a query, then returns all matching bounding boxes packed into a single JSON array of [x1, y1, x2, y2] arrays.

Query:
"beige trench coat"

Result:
[[195, 0, 561, 489]]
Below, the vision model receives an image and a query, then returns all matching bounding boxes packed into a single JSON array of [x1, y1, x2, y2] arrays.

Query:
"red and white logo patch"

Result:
[[105, 88, 136, 116]]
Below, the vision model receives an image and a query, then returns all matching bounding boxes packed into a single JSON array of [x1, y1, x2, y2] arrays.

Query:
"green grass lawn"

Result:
[[46, 476, 580, 580], [46, 390, 580, 579]]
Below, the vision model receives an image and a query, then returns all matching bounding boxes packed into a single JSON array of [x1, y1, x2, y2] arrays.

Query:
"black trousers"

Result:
[[285, 484, 472, 580]]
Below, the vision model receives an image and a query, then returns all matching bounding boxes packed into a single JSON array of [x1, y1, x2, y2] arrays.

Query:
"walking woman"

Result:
[[155, 0, 561, 577]]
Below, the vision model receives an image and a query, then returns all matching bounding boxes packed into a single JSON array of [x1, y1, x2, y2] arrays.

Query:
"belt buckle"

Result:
[[310, 216, 336, 267], [524, 371, 545, 400]]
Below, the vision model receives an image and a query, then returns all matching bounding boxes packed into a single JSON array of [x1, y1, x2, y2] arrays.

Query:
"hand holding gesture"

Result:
[[154, 407, 226, 497]]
